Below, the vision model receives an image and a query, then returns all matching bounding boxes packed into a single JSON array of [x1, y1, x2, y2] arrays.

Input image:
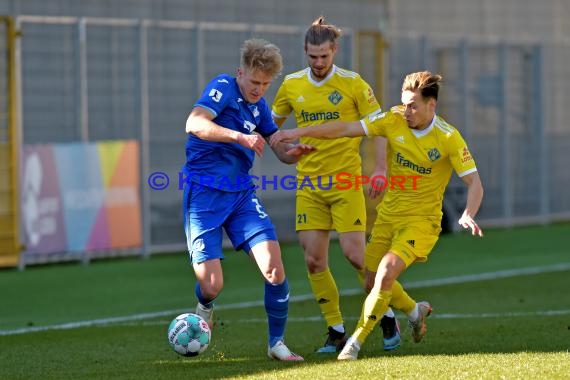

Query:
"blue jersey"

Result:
[[183, 74, 278, 191]]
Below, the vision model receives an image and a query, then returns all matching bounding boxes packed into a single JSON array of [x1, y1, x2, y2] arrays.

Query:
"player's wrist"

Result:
[[232, 131, 245, 144]]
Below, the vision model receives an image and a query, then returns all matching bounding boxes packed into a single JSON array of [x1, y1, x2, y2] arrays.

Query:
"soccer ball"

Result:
[[167, 313, 211, 357]]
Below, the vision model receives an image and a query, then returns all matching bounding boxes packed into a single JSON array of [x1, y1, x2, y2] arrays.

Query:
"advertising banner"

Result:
[[21, 141, 141, 255]]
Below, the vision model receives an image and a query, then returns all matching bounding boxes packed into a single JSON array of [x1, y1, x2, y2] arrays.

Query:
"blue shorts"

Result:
[[183, 183, 277, 264]]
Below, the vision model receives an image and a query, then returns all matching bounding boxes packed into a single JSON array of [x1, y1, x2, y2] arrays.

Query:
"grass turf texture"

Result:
[[1, 223, 569, 379]]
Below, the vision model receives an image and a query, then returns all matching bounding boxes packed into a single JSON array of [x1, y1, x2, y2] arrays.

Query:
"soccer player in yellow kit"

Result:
[[272, 16, 400, 353], [270, 71, 484, 360]]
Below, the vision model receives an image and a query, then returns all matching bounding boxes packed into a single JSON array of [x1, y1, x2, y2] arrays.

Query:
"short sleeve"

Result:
[[194, 75, 232, 117], [447, 131, 477, 177], [271, 81, 293, 120], [353, 76, 382, 118], [256, 100, 279, 137], [360, 108, 401, 137]]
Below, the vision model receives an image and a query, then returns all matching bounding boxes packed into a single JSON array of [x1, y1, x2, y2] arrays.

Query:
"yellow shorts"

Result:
[[295, 185, 366, 232], [365, 216, 442, 270]]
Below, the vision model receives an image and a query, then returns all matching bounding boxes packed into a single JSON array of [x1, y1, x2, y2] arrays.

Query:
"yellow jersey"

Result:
[[361, 106, 477, 219], [272, 65, 381, 181]]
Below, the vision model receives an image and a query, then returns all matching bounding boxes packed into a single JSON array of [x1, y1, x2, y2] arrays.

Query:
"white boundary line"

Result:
[[113, 309, 570, 327], [2, 263, 569, 336]]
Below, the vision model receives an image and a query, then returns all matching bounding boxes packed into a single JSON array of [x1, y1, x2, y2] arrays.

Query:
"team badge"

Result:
[[328, 90, 343, 105], [427, 148, 441, 161]]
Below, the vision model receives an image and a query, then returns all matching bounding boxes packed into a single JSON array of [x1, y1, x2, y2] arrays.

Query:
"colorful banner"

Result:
[[21, 141, 141, 255]]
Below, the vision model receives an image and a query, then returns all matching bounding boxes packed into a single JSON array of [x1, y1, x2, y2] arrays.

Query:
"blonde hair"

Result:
[[402, 71, 443, 100], [240, 38, 283, 79], [304, 15, 342, 48]]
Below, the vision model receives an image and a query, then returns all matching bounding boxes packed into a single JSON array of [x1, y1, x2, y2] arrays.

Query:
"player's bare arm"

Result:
[[458, 171, 484, 237], [186, 106, 265, 156], [368, 137, 388, 200], [266, 133, 316, 164], [269, 120, 364, 146]]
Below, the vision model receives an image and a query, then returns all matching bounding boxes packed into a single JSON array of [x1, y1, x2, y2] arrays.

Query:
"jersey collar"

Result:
[[308, 65, 337, 86], [410, 115, 436, 138]]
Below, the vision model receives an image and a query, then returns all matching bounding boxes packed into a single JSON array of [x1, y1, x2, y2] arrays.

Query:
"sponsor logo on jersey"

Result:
[[208, 89, 223, 102], [354, 218, 362, 226], [427, 148, 441, 161], [406, 239, 415, 247], [366, 87, 376, 104], [328, 90, 343, 105], [395, 152, 432, 174], [300, 109, 340, 122], [460, 147, 473, 164]]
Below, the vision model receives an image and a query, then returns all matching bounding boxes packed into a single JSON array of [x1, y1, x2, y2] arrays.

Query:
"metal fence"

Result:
[[12, 15, 570, 265], [386, 37, 570, 227], [15, 16, 354, 262]]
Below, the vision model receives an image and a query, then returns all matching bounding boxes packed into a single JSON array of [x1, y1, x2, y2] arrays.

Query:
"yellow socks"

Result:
[[308, 268, 343, 327], [389, 280, 416, 315], [353, 289, 392, 344]]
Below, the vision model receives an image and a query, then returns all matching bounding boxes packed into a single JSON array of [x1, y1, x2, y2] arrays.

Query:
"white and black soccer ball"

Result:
[[167, 313, 211, 357]]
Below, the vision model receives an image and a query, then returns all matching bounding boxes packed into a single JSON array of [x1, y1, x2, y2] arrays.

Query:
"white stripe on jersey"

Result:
[[458, 167, 478, 177], [335, 67, 359, 78], [283, 68, 309, 81], [360, 120, 371, 136], [435, 118, 455, 134]]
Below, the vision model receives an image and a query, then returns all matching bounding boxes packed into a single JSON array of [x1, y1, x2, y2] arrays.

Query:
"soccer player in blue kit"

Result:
[[182, 38, 314, 361]]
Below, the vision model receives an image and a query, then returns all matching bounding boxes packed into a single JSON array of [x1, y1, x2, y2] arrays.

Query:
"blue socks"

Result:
[[197, 279, 290, 348], [265, 278, 289, 348], [195, 283, 214, 308]]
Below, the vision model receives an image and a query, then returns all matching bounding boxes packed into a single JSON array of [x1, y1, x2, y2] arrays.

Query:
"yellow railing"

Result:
[[356, 30, 387, 234], [0, 16, 21, 267]]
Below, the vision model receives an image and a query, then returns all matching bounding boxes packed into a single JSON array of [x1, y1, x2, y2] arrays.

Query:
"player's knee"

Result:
[[345, 251, 364, 271], [200, 280, 223, 299], [265, 273, 285, 285], [304, 254, 326, 273], [264, 269, 285, 284]]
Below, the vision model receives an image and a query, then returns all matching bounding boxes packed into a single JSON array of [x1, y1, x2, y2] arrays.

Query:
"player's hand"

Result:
[[237, 133, 265, 156], [458, 211, 483, 237], [285, 143, 316, 158], [269, 130, 298, 147], [368, 169, 388, 200]]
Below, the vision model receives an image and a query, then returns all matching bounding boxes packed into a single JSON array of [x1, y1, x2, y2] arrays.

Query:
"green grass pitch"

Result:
[[1, 223, 569, 379]]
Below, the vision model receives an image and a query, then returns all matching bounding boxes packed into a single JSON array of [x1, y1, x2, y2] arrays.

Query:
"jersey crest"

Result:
[[328, 90, 343, 105], [427, 148, 441, 161]]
